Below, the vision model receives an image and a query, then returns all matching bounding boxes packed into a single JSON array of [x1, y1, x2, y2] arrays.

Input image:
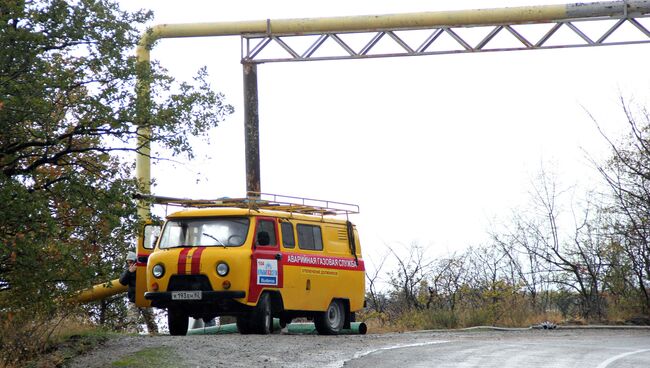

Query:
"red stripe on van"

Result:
[[178, 248, 191, 274], [191, 247, 205, 274]]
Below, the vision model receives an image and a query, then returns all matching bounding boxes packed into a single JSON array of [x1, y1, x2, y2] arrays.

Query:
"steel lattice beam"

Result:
[[242, 14, 650, 63]]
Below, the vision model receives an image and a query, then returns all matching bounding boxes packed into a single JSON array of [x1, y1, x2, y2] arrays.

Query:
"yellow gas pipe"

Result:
[[75, 279, 127, 303]]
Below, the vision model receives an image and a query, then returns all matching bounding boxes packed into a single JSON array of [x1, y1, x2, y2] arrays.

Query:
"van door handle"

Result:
[[275, 253, 282, 261]]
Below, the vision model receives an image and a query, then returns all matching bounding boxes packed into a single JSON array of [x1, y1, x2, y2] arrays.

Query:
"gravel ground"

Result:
[[66, 329, 455, 368], [65, 327, 650, 368]]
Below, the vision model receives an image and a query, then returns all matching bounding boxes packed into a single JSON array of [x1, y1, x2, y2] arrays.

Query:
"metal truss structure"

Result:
[[136, 1, 650, 200], [242, 13, 650, 63]]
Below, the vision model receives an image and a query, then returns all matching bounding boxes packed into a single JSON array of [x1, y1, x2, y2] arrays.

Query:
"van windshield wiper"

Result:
[[202, 232, 226, 248]]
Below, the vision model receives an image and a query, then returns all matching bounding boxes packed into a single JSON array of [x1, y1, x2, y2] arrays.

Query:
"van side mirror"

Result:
[[143, 224, 161, 249]]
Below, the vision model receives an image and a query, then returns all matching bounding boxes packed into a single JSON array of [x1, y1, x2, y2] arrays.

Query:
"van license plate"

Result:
[[171, 291, 202, 300]]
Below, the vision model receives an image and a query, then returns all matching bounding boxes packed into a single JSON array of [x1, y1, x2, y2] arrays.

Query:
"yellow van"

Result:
[[139, 193, 364, 335]]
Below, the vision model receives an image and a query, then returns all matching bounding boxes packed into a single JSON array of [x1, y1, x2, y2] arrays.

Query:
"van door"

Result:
[[248, 217, 284, 303], [135, 223, 160, 307]]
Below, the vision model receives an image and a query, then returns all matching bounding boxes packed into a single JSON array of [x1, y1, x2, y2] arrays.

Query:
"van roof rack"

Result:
[[134, 192, 359, 216]]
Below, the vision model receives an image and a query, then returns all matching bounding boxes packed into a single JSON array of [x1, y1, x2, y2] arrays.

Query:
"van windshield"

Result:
[[159, 217, 250, 249]]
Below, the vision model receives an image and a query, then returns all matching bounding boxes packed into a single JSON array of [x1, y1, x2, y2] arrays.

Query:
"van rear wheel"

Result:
[[315, 300, 345, 335], [168, 308, 188, 336]]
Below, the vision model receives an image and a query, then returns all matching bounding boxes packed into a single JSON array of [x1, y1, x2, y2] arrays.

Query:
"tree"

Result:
[[386, 242, 433, 312], [500, 169, 610, 320], [0, 0, 233, 362], [365, 250, 389, 316], [593, 100, 650, 313], [425, 253, 467, 313], [492, 224, 550, 313], [465, 245, 513, 323]]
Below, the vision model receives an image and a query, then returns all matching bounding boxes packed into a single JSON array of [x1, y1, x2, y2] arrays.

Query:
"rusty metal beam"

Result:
[[243, 63, 261, 196]]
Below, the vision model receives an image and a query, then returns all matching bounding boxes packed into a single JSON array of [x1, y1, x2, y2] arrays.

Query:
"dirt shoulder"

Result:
[[65, 330, 453, 368]]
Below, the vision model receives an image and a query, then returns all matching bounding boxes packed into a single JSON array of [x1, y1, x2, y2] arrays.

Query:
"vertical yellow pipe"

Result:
[[136, 44, 152, 220], [135, 127, 151, 220], [134, 47, 153, 305]]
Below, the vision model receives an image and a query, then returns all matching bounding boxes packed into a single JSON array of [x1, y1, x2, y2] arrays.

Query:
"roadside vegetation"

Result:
[[1, 0, 232, 366], [361, 99, 650, 332]]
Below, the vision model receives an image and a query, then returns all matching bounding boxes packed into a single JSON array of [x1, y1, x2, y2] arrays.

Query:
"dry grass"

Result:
[[0, 313, 109, 368], [358, 308, 590, 334], [47, 316, 98, 342]]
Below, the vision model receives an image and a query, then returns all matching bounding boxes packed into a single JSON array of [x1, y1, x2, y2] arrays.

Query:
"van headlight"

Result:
[[216, 262, 229, 277], [152, 264, 165, 278]]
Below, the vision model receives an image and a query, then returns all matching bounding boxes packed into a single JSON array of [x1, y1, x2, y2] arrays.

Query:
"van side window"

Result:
[[281, 222, 295, 248], [256, 220, 276, 246], [297, 224, 323, 251]]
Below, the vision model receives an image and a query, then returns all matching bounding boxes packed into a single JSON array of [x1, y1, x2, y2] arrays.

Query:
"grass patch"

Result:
[[51, 332, 112, 360], [19, 330, 115, 368], [112, 347, 182, 368], [2, 314, 119, 368]]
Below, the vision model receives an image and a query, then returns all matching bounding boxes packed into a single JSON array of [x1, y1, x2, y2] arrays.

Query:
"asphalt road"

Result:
[[344, 328, 650, 368], [67, 327, 650, 367]]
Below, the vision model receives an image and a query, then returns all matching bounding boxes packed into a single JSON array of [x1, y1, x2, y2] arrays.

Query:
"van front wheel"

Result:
[[315, 300, 345, 335], [250, 292, 273, 334], [236, 315, 254, 334], [168, 308, 188, 336]]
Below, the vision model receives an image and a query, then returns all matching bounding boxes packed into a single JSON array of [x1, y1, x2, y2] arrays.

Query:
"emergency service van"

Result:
[[137, 193, 365, 336]]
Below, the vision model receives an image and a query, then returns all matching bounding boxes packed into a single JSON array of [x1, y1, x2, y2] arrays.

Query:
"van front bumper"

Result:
[[145, 290, 245, 302]]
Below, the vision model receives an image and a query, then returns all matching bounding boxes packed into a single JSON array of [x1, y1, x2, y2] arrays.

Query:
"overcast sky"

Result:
[[120, 0, 650, 271]]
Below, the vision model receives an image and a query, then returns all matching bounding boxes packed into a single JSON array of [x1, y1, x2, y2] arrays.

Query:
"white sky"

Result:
[[120, 0, 650, 272]]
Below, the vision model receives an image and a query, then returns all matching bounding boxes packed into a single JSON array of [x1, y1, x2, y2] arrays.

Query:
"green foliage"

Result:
[[0, 0, 234, 363], [82, 295, 131, 332]]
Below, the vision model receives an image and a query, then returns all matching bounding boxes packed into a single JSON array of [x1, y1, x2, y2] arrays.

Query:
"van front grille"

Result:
[[168, 275, 213, 291]]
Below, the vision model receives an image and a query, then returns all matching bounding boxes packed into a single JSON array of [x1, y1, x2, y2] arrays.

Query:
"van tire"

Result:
[[315, 299, 345, 335], [251, 292, 273, 334], [168, 308, 188, 336], [236, 316, 254, 334]]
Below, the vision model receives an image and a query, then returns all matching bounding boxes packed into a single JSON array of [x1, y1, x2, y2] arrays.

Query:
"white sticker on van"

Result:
[[257, 259, 278, 285]]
